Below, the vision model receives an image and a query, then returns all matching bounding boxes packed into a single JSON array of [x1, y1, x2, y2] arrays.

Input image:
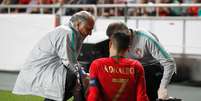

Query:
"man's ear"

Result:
[[128, 28, 134, 37]]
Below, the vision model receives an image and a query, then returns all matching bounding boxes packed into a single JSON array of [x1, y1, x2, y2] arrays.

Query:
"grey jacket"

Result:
[[12, 23, 85, 101], [127, 29, 176, 88]]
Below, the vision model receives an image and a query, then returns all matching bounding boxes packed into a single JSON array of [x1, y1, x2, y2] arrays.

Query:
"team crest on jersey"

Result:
[[134, 48, 143, 59]]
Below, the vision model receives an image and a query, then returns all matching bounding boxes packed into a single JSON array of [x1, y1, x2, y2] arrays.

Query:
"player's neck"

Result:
[[110, 51, 125, 58], [109, 45, 126, 58]]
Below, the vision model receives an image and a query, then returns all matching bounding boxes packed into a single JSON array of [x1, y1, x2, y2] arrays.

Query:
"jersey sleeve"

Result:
[[145, 36, 176, 88], [87, 60, 101, 101], [135, 61, 149, 101]]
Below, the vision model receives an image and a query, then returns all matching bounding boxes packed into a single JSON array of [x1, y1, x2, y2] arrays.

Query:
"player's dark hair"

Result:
[[111, 32, 130, 54]]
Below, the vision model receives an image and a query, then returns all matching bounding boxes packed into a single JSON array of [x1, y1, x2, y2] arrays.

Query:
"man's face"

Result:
[[78, 18, 94, 38]]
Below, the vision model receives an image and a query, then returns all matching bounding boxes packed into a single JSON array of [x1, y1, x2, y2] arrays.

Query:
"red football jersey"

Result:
[[87, 57, 149, 101]]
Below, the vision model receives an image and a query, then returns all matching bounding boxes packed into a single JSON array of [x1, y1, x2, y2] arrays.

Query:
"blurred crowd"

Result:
[[1, 0, 201, 16]]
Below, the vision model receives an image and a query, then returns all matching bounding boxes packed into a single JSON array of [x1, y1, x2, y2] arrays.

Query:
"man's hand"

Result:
[[82, 73, 90, 89], [158, 87, 169, 99]]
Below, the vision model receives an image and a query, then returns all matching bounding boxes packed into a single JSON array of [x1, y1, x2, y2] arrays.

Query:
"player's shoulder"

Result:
[[125, 58, 141, 65], [126, 58, 143, 69], [92, 57, 109, 64]]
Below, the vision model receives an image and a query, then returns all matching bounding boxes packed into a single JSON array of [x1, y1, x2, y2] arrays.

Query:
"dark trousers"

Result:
[[143, 63, 163, 101], [44, 98, 56, 101], [44, 66, 77, 101]]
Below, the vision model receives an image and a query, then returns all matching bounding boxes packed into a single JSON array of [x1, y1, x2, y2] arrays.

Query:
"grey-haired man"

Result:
[[13, 11, 95, 101]]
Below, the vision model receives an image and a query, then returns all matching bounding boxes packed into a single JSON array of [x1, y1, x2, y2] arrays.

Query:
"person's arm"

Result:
[[87, 79, 100, 101], [146, 35, 176, 99], [147, 38, 176, 87], [135, 61, 149, 101], [87, 61, 100, 101]]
